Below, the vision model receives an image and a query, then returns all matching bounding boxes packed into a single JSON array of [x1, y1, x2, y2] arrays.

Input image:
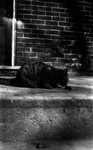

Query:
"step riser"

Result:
[[0, 66, 20, 76], [0, 71, 16, 76], [0, 106, 93, 142], [0, 75, 92, 142]]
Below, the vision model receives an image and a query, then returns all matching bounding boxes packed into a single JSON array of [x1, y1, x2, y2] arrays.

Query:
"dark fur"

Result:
[[0, 60, 70, 89]]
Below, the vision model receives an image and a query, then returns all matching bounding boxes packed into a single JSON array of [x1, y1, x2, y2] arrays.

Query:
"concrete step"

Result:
[[0, 76, 93, 142], [0, 139, 93, 150], [0, 66, 20, 76]]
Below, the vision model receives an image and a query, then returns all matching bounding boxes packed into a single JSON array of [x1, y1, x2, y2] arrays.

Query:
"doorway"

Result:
[[0, 0, 13, 66]]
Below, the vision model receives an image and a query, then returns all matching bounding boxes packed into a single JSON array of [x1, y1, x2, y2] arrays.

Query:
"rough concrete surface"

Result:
[[0, 75, 93, 149], [0, 139, 93, 150]]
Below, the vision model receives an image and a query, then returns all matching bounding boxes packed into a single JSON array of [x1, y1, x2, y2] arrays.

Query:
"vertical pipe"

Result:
[[12, 0, 16, 66]]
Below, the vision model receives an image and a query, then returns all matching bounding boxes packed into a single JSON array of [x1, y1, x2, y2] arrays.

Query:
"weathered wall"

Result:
[[16, 0, 93, 72]]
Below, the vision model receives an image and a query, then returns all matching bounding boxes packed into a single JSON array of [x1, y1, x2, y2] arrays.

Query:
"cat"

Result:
[[0, 60, 71, 89]]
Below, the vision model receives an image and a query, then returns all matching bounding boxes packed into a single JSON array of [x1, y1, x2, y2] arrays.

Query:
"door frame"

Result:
[[11, 0, 16, 66]]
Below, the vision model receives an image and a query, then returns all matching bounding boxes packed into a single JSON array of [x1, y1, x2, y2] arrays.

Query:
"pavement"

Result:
[[0, 75, 92, 103], [0, 75, 93, 149], [0, 139, 93, 150]]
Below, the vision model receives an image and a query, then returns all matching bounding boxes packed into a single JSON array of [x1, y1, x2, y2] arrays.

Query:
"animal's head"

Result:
[[56, 68, 68, 87]]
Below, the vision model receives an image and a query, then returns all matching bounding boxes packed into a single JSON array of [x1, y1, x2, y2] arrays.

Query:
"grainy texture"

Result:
[[0, 107, 93, 142], [0, 60, 68, 88], [0, 75, 92, 142], [16, 0, 93, 72]]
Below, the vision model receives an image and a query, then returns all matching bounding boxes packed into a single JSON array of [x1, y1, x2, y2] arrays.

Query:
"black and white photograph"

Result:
[[0, 0, 93, 149]]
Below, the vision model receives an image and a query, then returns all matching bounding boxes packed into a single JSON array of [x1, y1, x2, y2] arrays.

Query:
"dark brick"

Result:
[[17, 37, 24, 43], [17, 43, 24, 47], [89, 46, 93, 51], [18, 4, 25, 10], [24, 15, 38, 20], [63, 49, 71, 53], [24, 52, 37, 57], [59, 21, 71, 26], [17, 32, 24, 37], [17, 52, 23, 57], [38, 25, 51, 30], [24, 43, 35, 47], [39, 15, 51, 21], [33, 47, 45, 52], [24, 24, 38, 29], [60, 12, 69, 17], [90, 55, 93, 59], [46, 11, 52, 16], [64, 54, 78, 59], [52, 12, 59, 17], [81, 10, 91, 16], [46, 30, 59, 35], [24, 14, 33, 19], [31, 5, 38, 11], [44, 57, 58, 62], [65, 17, 73, 22], [21, 19, 31, 23], [53, 7, 63, 12], [82, 1, 91, 7], [51, 35, 60, 40], [37, 52, 51, 57], [39, 6, 46, 11], [24, 33, 38, 38], [46, 21, 58, 26], [46, 7, 52, 12], [32, 29, 45, 34], [52, 25, 64, 30], [40, 0, 51, 2], [53, 16, 60, 21], [17, 14, 24, 19], [21, 28, 32, 33], [31, 19, 45, 24], [19, 0, 31, 6], [18, 9, 31, 14], [32, 1, 45, 6], [32, 10, 45, 15], [23, 5, 33, 10], [37, 34, 51, 39], [58, 58, 72, 63], [46, 2, 58, 8]]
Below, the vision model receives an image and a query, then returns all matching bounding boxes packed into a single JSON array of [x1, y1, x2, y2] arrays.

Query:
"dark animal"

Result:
[[0, 60, 70, 89]]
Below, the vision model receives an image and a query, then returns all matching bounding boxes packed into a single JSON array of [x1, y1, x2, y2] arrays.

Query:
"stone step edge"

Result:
[[0, 99, 93, 108], [0, 66, 20, 71]]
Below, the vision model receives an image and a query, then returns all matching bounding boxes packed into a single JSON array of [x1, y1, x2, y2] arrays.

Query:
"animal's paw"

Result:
[[44, 83, 53, 89], [36, 142, 47, 149], [64, 86, 72, 90]]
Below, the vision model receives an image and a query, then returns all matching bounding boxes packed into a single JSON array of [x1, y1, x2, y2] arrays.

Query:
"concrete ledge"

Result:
[[0, 76, 93, 142], [0, 66, 20, 70], [0, 76, 92, 108]]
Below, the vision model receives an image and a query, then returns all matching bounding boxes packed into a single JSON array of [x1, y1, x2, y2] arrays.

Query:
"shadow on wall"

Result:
[[60, 0, 89, 71]]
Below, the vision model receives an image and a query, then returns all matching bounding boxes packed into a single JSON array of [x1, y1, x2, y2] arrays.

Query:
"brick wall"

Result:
[[16, 0, 93, 72]]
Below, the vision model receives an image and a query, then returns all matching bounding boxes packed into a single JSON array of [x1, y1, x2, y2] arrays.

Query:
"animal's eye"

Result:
[[48, 67, 51, 70]]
